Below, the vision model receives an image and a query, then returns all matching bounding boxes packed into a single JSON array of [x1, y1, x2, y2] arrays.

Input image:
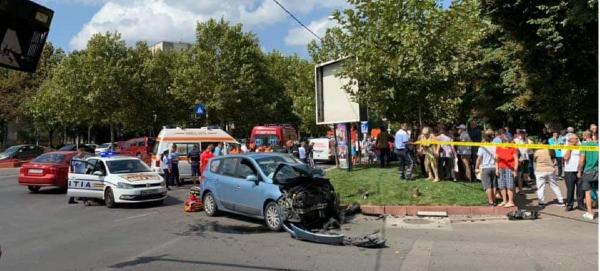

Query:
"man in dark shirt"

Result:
[[376, 126, 393, 168], [468, 120, 482, 177], [188, 144, 200, 186]]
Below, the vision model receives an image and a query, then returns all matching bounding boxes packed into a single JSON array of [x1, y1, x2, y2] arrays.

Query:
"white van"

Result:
[[150, 127, 238, 180], [309, 138, 335, 162]]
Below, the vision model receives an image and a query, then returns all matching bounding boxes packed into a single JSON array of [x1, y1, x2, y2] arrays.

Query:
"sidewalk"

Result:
[[515, 177, 597, 223]]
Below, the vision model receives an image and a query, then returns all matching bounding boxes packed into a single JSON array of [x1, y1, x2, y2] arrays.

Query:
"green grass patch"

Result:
[[326, 166, 487, 206]]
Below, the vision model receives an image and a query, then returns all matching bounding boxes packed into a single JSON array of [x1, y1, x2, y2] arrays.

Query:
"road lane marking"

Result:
[[114, 212, 157, 222], [399, 239, 433, 271]]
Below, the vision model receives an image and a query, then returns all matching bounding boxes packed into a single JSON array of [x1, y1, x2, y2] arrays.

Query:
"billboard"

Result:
[[0, 0, 54, 73], [315, 58, 366, 125]]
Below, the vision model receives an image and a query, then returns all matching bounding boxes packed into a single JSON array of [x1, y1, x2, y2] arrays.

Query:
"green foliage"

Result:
[[308, 0, 596, 129], [480, 0, 598, 127], [309, 0, 484, 126], [171, 19, 318, 137], [265, 51, 325, 135]]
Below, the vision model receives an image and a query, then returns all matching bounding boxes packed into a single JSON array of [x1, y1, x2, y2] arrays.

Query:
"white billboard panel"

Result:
[[315, 59, 362, 125]]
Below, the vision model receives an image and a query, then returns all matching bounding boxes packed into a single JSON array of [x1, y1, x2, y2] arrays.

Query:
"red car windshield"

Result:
[[32, 153, 67, 164]]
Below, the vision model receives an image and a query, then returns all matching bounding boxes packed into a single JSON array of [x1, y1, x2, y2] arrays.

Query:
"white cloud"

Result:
[[68, 0, 347, 50], [284, 16, 337, 47]]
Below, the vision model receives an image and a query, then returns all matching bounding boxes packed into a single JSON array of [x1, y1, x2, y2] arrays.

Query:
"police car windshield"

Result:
[[106, 159, 151, 174]]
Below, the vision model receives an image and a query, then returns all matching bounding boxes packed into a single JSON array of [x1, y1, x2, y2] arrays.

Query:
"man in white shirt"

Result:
[[563, 133, 582, 211], [394, 123, 413, 180], [298, 142, 307, 164]]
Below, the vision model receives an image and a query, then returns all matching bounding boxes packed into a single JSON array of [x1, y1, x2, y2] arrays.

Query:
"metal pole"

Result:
[[346, 123, 352, 172]]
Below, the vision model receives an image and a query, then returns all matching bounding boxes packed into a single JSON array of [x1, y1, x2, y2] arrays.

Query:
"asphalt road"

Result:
[[0, 167, 597, 271]]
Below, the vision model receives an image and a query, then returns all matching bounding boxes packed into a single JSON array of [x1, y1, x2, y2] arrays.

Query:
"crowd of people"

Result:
[[361, 121, 598, 220], [159, 139, 317, 190]]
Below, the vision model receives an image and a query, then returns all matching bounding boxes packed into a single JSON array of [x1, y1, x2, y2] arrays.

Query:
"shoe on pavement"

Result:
[[582, 212, 595, 221], [537, 202, 545, 207], [565, 206, 574, 212], [556, 202, 566, 207]]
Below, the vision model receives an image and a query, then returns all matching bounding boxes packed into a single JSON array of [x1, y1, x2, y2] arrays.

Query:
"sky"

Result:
[[34, 0, 451, 59]]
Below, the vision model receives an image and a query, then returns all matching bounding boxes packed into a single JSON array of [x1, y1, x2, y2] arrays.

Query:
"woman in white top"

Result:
[[563, 133, 581, 211]]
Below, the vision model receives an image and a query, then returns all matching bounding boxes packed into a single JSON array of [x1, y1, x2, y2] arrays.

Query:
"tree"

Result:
[[480, 0, 598, 127], [308, 0, 483, 126], [171, 18, 279, 136], [1, 42, 65, 147], [265, 51, 325, 135]]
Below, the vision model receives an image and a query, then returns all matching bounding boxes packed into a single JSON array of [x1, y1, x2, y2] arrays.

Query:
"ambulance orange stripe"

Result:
[[157, 137, 236, 142]]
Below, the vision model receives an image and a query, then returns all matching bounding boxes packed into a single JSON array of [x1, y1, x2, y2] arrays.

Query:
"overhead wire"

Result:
[[271, 0, 322, 41]]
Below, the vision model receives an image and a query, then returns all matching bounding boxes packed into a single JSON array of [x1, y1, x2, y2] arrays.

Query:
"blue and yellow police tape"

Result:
[[414, 140, 599, 152]]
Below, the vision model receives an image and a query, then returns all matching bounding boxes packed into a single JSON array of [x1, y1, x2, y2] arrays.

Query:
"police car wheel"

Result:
[[104, 188, 116, 208], [27, 186, 40, 193], [203, 192, 218, 216]]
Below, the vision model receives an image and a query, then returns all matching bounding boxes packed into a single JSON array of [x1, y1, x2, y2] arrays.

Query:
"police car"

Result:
[[67, 152, 167, 208]]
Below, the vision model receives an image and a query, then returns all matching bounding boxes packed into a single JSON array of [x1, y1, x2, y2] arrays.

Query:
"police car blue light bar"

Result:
[[100, 151, 117, 157]]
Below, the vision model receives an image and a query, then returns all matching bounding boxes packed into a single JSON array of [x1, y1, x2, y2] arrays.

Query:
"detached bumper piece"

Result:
[[282, 222, 386, 248], [284, 222, 344, 245], [507, 209, 539, 220]]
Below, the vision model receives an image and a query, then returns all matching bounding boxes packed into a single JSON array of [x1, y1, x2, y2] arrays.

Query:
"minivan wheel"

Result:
[[104, 188, 116, 208], [203, 192, 218, 216], [27, 185, 40, 193], [264, 202, 283, 231]]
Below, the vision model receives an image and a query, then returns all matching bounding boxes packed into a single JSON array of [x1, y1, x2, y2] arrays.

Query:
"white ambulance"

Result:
[[150, 127, 238, 179], [309, 137, 336, 162]]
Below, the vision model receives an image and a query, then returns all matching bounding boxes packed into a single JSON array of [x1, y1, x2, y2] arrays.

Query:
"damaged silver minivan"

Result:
[[200, 153, 338, 231]]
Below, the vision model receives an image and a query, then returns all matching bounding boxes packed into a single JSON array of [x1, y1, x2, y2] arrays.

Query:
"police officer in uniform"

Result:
[[168, 144, 181, 187], [68, 146, 89, 204], [187, 144, 200, 186]]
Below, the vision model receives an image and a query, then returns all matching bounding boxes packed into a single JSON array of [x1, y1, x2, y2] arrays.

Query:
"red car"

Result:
[[18, 151, 76, 193], [118, 137, 155, 162]]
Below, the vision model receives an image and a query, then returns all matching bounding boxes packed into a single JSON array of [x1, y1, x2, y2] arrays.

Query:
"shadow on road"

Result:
[[108, 254, 306, 271], [32, 187, 66, 194]]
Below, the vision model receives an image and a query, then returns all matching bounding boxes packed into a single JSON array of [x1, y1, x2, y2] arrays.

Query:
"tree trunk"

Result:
[[418, 104, 423, 128], [87, 125, 90, 143], [109, 121, 114, 150], [48, 128, 54, 148], [62, 126, 66, 145]]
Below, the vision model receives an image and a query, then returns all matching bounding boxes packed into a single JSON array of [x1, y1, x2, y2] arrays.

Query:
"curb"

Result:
[[361, 205, 518, 217]]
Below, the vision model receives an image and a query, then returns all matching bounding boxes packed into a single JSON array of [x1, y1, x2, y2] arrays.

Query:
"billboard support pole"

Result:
[[346, 122, 352, 172]]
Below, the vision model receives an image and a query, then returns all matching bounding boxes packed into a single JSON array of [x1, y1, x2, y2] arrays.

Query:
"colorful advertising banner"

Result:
[[336, 123, 349, 169]]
